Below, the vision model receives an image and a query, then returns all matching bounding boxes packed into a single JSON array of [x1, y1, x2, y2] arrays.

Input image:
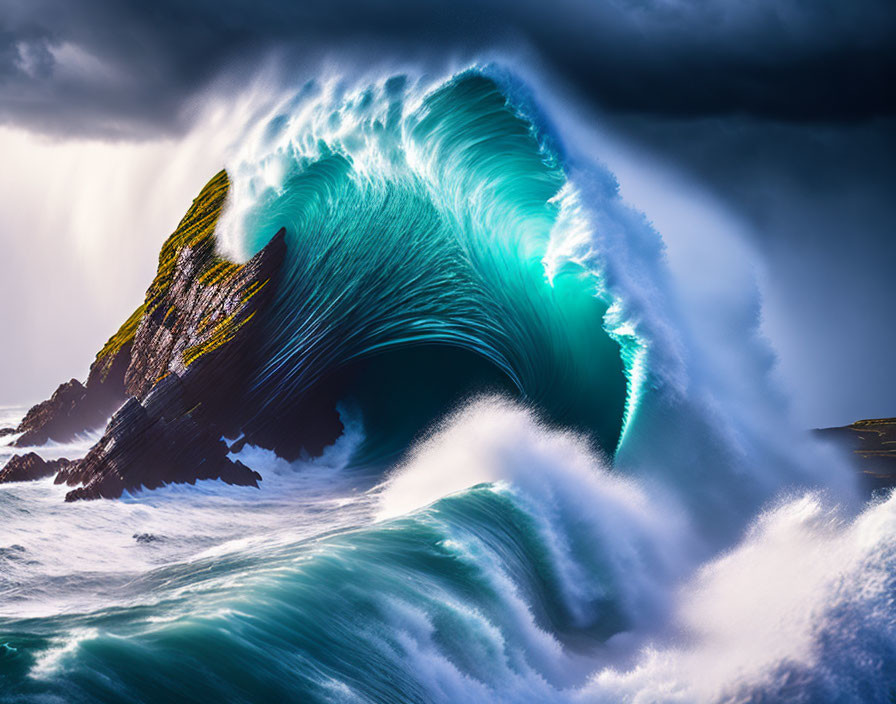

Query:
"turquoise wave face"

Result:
[[0, 400, 681, 704], [3, 401, 892, 704], [3, 67, 894, 704], [0, 490, 591, 703], [225, 72, 628, 458]]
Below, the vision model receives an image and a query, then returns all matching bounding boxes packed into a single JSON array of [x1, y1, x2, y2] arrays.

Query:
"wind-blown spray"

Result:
[[0, 65, 890, 704]]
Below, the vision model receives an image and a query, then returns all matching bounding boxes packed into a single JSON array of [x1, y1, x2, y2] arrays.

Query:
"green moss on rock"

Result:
[[145, 169, 231, 317], [91, 171, 233, 385], [92, 303, 146, 381]]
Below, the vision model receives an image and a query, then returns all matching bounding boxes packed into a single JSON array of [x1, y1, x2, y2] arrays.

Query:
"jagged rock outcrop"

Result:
[[2, 170, 288, 499], [55, 389, 261, 501], [57, 173, 285, 500], [122, 170, 279, 401], [817, 417, 896, 492], [127, 229, 286, 423], [0, 453, 72, 483], [0, 172, 235, 447], [5, 328, 134, 447]]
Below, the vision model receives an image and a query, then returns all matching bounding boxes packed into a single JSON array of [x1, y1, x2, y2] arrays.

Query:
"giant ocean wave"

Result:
[[218, 70, 629, 461], [0, 66, 893, 703]]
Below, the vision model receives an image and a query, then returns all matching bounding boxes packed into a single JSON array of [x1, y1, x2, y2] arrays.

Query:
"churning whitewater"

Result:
[[1, 67, 893, 703]]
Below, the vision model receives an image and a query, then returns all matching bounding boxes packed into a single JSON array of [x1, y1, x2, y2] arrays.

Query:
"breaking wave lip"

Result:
[[217, 68, 632, 462], [214, 64, 858, 527], [1, 64, 892, 704]]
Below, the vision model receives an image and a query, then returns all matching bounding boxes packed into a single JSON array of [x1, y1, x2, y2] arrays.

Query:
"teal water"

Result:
[[228, 72, 628, 458], [1, 68, 894, 704]]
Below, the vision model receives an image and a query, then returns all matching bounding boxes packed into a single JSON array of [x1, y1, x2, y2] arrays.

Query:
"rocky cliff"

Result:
[[10, 168, 889, 502], [0, 453, 73, 483], [1, 171, 287, 499], [9, 316, 134, 447], [816, 418, 896, 493]]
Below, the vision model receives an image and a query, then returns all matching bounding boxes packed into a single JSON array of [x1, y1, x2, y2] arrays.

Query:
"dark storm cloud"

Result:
[[1, 0, 895, 137], [1, 0, 894, 424]]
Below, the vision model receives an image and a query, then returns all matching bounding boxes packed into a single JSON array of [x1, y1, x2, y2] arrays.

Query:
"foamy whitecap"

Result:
[[0, 64, 890, 703]]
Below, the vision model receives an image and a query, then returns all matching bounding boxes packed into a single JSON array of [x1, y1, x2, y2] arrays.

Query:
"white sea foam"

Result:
[[378, 397, 688, 639], [377, 397, 896, 702], [0, 409, 371, 620], [1, 64, 890, 702], [583, 491, 896, 703]]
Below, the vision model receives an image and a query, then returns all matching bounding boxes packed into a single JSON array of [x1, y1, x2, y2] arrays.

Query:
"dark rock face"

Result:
[[239, 374, 347, 462], [128, 228, 287, 416], [11, 352, 130, 447], [56, 392, 261, 501], [816, 418, 896, 493], [5, 170, 329, 500], [55, 228, 285, 500], [0, 453, 72, 483], [12, 379, 92, 447]]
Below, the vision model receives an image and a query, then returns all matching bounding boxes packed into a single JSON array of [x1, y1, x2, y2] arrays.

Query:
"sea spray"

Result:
[[587, 491, 896, 703], [0, 65, 891, 704], [217, 70, 628, 458], [3, 398, 891, 702]]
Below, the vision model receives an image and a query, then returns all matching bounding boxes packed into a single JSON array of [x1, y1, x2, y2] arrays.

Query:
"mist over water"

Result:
[[0, 66, 892, 703]]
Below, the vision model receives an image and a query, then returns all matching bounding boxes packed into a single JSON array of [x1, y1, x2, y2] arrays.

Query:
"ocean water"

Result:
[[0, 67, 893, 703]]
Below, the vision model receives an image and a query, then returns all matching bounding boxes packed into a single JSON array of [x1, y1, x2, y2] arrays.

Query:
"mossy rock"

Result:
[[92, 303, 146, 381], [92, 170, 233, 377], [145, 169, 231, 317]]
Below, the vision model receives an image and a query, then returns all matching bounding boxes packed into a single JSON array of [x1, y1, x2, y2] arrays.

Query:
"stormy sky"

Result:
[[1, 0, 894, 426]]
